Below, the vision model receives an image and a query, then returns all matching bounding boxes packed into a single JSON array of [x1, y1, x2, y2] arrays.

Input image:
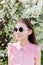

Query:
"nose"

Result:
[[16, 30, 20, 34]]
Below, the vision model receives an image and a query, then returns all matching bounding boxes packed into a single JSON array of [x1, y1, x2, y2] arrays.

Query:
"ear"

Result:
[[28, 29, 32, 35]]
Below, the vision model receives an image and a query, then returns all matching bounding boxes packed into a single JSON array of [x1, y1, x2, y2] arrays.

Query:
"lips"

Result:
[[16, 34, 21, 37], [16, 35, 21, 39]]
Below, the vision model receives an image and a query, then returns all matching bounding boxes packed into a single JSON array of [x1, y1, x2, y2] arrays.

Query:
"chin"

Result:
[[17, 38, 22, 41], [17, 39, 22, 41], [16, 36, 23, 41]]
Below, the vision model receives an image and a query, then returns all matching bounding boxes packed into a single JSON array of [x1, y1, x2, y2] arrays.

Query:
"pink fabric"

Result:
[[8, 42, 40, 65]]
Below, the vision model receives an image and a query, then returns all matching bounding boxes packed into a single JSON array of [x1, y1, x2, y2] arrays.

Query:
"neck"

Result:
[[18, 39, 30, 47]]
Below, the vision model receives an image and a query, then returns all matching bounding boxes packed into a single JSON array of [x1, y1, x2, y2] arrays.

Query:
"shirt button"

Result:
[[19, 52, 23, 56]]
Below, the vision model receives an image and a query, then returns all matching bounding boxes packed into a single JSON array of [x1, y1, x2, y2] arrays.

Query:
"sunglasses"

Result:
[[13, 27, 28, 32]]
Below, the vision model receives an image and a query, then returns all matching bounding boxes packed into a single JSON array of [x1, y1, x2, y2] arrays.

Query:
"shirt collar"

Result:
[[17, 41, 30, 50]]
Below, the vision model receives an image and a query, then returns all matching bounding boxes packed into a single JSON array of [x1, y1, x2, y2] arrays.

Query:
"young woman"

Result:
[[8, 18, 41, 65]]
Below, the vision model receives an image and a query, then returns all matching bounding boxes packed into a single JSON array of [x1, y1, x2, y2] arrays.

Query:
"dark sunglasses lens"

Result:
[[14, 27, 17, 32], [19, 27, 23, 32]]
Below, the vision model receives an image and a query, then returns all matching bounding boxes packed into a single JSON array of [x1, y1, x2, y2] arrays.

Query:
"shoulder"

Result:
[[30, 43, 41, 51], [33, 44, 41, 58], [30, 43, 41, 54], [8, 42, 17, 46], [35, 44, 41, 52], [8, 42, 21, 50], [8, 42, 17, 49], [36, 44, 41, 55], [29, 43, 41, 60]]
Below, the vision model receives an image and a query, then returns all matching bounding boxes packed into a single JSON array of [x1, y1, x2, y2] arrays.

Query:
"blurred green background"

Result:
[[0, 0, 43, 65]]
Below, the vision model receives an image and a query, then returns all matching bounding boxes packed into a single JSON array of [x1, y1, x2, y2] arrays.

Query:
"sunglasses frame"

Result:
[[13, 26, 28, 32]]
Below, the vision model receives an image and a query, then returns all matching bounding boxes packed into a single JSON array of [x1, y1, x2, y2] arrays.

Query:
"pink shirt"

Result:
[[8, 42, 40, 65]]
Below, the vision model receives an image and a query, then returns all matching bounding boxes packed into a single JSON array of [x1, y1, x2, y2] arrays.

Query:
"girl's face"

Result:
[[13, 22, 32, 41]]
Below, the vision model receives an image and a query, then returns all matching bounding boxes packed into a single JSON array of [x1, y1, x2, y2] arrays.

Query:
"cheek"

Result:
[[13, 32, 15, 35], [13, 32, 17, 37], [22, 31, 28, 38], [13, 31, 28, 40]]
